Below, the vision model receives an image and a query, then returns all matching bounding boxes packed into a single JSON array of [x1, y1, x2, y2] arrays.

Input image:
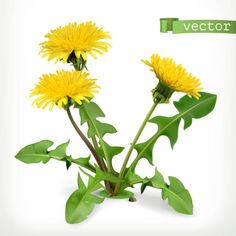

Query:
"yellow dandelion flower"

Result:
[[40, 21, 111, 63], [30, 70, 99, 111], [142, 54, 203, 100]]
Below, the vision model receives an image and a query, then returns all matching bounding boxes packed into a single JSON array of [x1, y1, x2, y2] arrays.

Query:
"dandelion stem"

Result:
[[113, 101, 159, 195], [66, 107, 113, 194]]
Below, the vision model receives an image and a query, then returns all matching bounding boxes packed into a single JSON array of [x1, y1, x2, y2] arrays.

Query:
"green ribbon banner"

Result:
[[160, 18, 236, 34]]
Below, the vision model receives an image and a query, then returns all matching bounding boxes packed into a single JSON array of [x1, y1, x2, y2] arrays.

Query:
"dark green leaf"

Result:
[[134, 92, 217, 165]]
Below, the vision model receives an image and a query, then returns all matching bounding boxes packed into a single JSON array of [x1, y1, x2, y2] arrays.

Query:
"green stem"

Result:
[[113, 101, 159, 195]]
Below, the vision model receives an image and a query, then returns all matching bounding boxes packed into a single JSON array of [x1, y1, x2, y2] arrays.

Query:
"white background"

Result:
[[1, 0, 236, 235]]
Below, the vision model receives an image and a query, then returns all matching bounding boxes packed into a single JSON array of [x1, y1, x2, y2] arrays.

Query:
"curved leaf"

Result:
[[15, 140, 53, 164], [141, 169, 193, 214], [134, 92, 217, 165], [77, 101, 123, 171], [15, 140, 95, 172], [78, 101, 117, 138], [65, 168, 119, 224]]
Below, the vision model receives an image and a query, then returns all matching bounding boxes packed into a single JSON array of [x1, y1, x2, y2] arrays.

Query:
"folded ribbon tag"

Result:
[[160, 18, 236, 34]]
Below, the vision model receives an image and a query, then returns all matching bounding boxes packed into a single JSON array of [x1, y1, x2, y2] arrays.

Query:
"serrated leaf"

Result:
[[15, 140, 71, 164], [140, 169, 165, 193], [15, 140, 95, 173], [77, 101, 120, 171], [49, 140, 70, 160], [65, 168, 118, 224], [134, 92, 217, 165], [142, 169, 193, 215], [96, 140, 124, 164], [149, 115, 181, 149], [78, 101, 117, 139], [87, 120, 117, 138], [15, 140, 53, 164], [70, 156, 96, 173], [126, 171, 143, 186], [174, 92, 217, 129], [79, 101, 105, 124]]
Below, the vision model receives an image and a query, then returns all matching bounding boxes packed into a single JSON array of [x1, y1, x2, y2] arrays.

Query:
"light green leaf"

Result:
[[15, 140, 53, 164], [126, 171, 143, 186], [70, 156, 96, 173], [77, 173, 86, 190], [65, 189, 95, 223], [79, 101, 105, 123], [15, 140, 71, 164], [49, 140, 70, 160], [162, 177, 193, 214], [78, 101, 117, 138], [134, 92, 217, 165], [15, 140, 96, 172], [65, 168, 118, 224], [141, 169, 193, 215], [77, 101, 123, 172], [96, 141, 124, 172], [174, 92, 217, 129]]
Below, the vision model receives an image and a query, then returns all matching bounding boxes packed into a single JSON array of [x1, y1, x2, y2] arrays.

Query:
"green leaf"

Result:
[[134, 92, 217, 165], [77, 101, 123, 172], [69, 156, 96, 173], [15, 140, 96, 173], [15, 140, 71, 164], [65, 168, 118, 224], [142, 169, 193, 215], [174, 92, 217, 129], [96, 141, 124, 160], [99, 189, 134, 199], [15, 140, 53, 164], [126, 171, 143, 186], [96, 141, 124, 172], [49, 140, 70, 160], [162, 177, 193, 214], [77, 173, 86, 190], [78, 101, 117, 138]]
